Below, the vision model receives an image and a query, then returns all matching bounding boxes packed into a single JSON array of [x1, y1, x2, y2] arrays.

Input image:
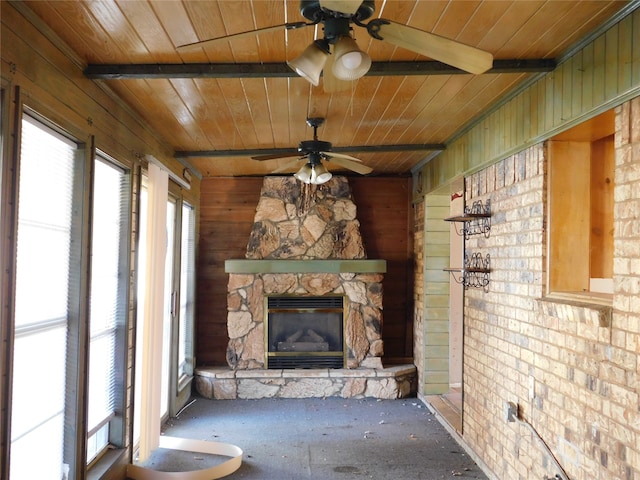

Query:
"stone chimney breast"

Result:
[[225, 176, 385, 371]]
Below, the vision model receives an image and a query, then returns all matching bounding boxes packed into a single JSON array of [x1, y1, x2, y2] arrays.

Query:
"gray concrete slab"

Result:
[[138, 396, 488, 479]]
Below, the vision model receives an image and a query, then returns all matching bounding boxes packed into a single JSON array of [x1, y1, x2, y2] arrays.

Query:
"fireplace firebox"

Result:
[[265, 296, 345, 369]]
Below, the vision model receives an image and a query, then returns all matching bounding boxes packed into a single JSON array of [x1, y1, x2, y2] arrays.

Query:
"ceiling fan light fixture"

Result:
[[313, 162, 332, 184], [332, 35, 371, 80], [294, 163, 314, 183], [293, 162, 332, 185], [287, 40, 330, 86]]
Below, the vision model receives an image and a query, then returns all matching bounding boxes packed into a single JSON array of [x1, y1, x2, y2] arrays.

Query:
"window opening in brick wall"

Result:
[[547, 109, 614, 299]]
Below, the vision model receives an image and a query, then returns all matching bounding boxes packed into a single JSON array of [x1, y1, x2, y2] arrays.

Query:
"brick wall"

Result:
[[456, 97, 640, 480]]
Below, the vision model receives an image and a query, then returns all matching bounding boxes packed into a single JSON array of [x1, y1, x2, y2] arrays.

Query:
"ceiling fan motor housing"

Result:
[[299, 0, 376, 22], [299, 139, 332, 154]]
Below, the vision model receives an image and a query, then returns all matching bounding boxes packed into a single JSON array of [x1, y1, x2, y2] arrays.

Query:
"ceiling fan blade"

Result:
[[177, 23, 307, 52], [323, 151, 364, 162], [319, 0, 362, 15], [251, 151, 300, 161], [271, 158, 305, 174], [326, 156, 373, 175], [369, 20, 493, 75]]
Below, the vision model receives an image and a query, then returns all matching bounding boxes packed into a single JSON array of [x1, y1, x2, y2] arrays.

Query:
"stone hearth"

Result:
[[194, 177, 416, 399]]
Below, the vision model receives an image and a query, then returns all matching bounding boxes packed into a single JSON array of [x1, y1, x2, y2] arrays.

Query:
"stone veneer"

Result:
[[195, 176, 416, 399], [226, 270, 384, 370], [226, 176, 385, 370]]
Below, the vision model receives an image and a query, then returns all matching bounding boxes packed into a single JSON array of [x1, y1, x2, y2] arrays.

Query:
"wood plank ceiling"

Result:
[[22, 0, 630, 178]]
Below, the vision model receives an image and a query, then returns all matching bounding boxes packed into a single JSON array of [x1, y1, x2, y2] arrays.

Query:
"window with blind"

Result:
[[178, 202, 195, 383], [86, 154, 130, 463], [10, 114, 78, 479]]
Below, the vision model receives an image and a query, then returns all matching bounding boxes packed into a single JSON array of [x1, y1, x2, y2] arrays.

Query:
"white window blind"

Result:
[[11, 114, 76, 480], [87, 155, 128, 463], [178, 202, 195, 380]]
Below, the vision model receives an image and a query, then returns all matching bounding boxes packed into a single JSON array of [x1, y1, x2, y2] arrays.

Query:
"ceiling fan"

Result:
[[252, 117, 373, 184], [176, 0, 494, 90]]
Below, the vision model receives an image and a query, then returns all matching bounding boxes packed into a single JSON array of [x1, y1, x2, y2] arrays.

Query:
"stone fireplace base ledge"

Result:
[[194, 364, 417, 400]]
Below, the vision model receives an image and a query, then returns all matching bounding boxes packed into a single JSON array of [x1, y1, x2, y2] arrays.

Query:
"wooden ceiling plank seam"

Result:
[[324, 78, 379, 145], [424, 74, 511, 142], [287, 78, 313, 149], [396, 75, 475, 145], [376, 76, 451, 145], [495, 1, 577, 59], [458, 1, 513, 49], [240, 78, 276, 146], [181, 1, 235, 64], [349, 75, 405, 147], [474, 1, 543, 56], [361, 77, 405, 146], [25, 1, 119, 64], [215, 78, 261, 149], [429, 74, 528, 148], [332, 76, 382, 148], [84, 0, 149, 59], [431, 0, 482, 42], [252, 0, 287, 63], [263, 77, 292, 149], [522, 3, 628, 60], [149, 0, 202, 63], [360, 76, 416, 144], [145, 78, 206, 149], [167, 77, 216, 149], [198, 79, 244, 152], [192, 77, 246, 151], [362, 75, 427, 146], [217, 0, 262, 64], [416, 74, 510, 145], [115, 0, 178, 63]]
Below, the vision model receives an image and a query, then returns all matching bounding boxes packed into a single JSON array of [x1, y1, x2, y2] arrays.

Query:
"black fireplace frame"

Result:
[[264, 295, 347, 369]]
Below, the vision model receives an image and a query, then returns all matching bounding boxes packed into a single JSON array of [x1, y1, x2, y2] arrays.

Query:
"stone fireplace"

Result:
[[194, 177, 416, 400]]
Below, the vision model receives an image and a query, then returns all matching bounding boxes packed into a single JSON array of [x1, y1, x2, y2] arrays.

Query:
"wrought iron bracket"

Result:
[[444, 199, 491, 239], [444, 253, 491, 293]]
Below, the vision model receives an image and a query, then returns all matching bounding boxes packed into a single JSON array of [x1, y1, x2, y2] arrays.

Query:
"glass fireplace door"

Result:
[[266, 296, 345, 369]]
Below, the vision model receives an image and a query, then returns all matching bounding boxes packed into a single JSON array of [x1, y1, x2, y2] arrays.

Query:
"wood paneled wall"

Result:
[[197, 177, 263, 365], [350, 177, 414, 362], [196, 176, 414, 366]]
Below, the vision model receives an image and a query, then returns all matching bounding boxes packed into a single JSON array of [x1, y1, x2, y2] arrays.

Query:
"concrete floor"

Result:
[[138, 396, 488, 479]]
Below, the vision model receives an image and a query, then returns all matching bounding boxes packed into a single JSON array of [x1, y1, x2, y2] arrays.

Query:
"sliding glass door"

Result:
[[173, 201, 196, 413], [133, 179, 195, 449]]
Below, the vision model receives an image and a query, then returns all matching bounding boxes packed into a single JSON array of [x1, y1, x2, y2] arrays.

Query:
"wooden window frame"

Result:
[[546, 110, 615, 303]]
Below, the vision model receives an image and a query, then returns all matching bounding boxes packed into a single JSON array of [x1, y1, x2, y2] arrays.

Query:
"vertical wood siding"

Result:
[[196, 176, 415, 366], [416, 8, 640, 197]]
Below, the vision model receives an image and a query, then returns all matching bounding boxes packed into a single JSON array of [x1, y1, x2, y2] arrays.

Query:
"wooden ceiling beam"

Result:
[[175, 144, 446, 158], [84, 59, 556, 80]]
